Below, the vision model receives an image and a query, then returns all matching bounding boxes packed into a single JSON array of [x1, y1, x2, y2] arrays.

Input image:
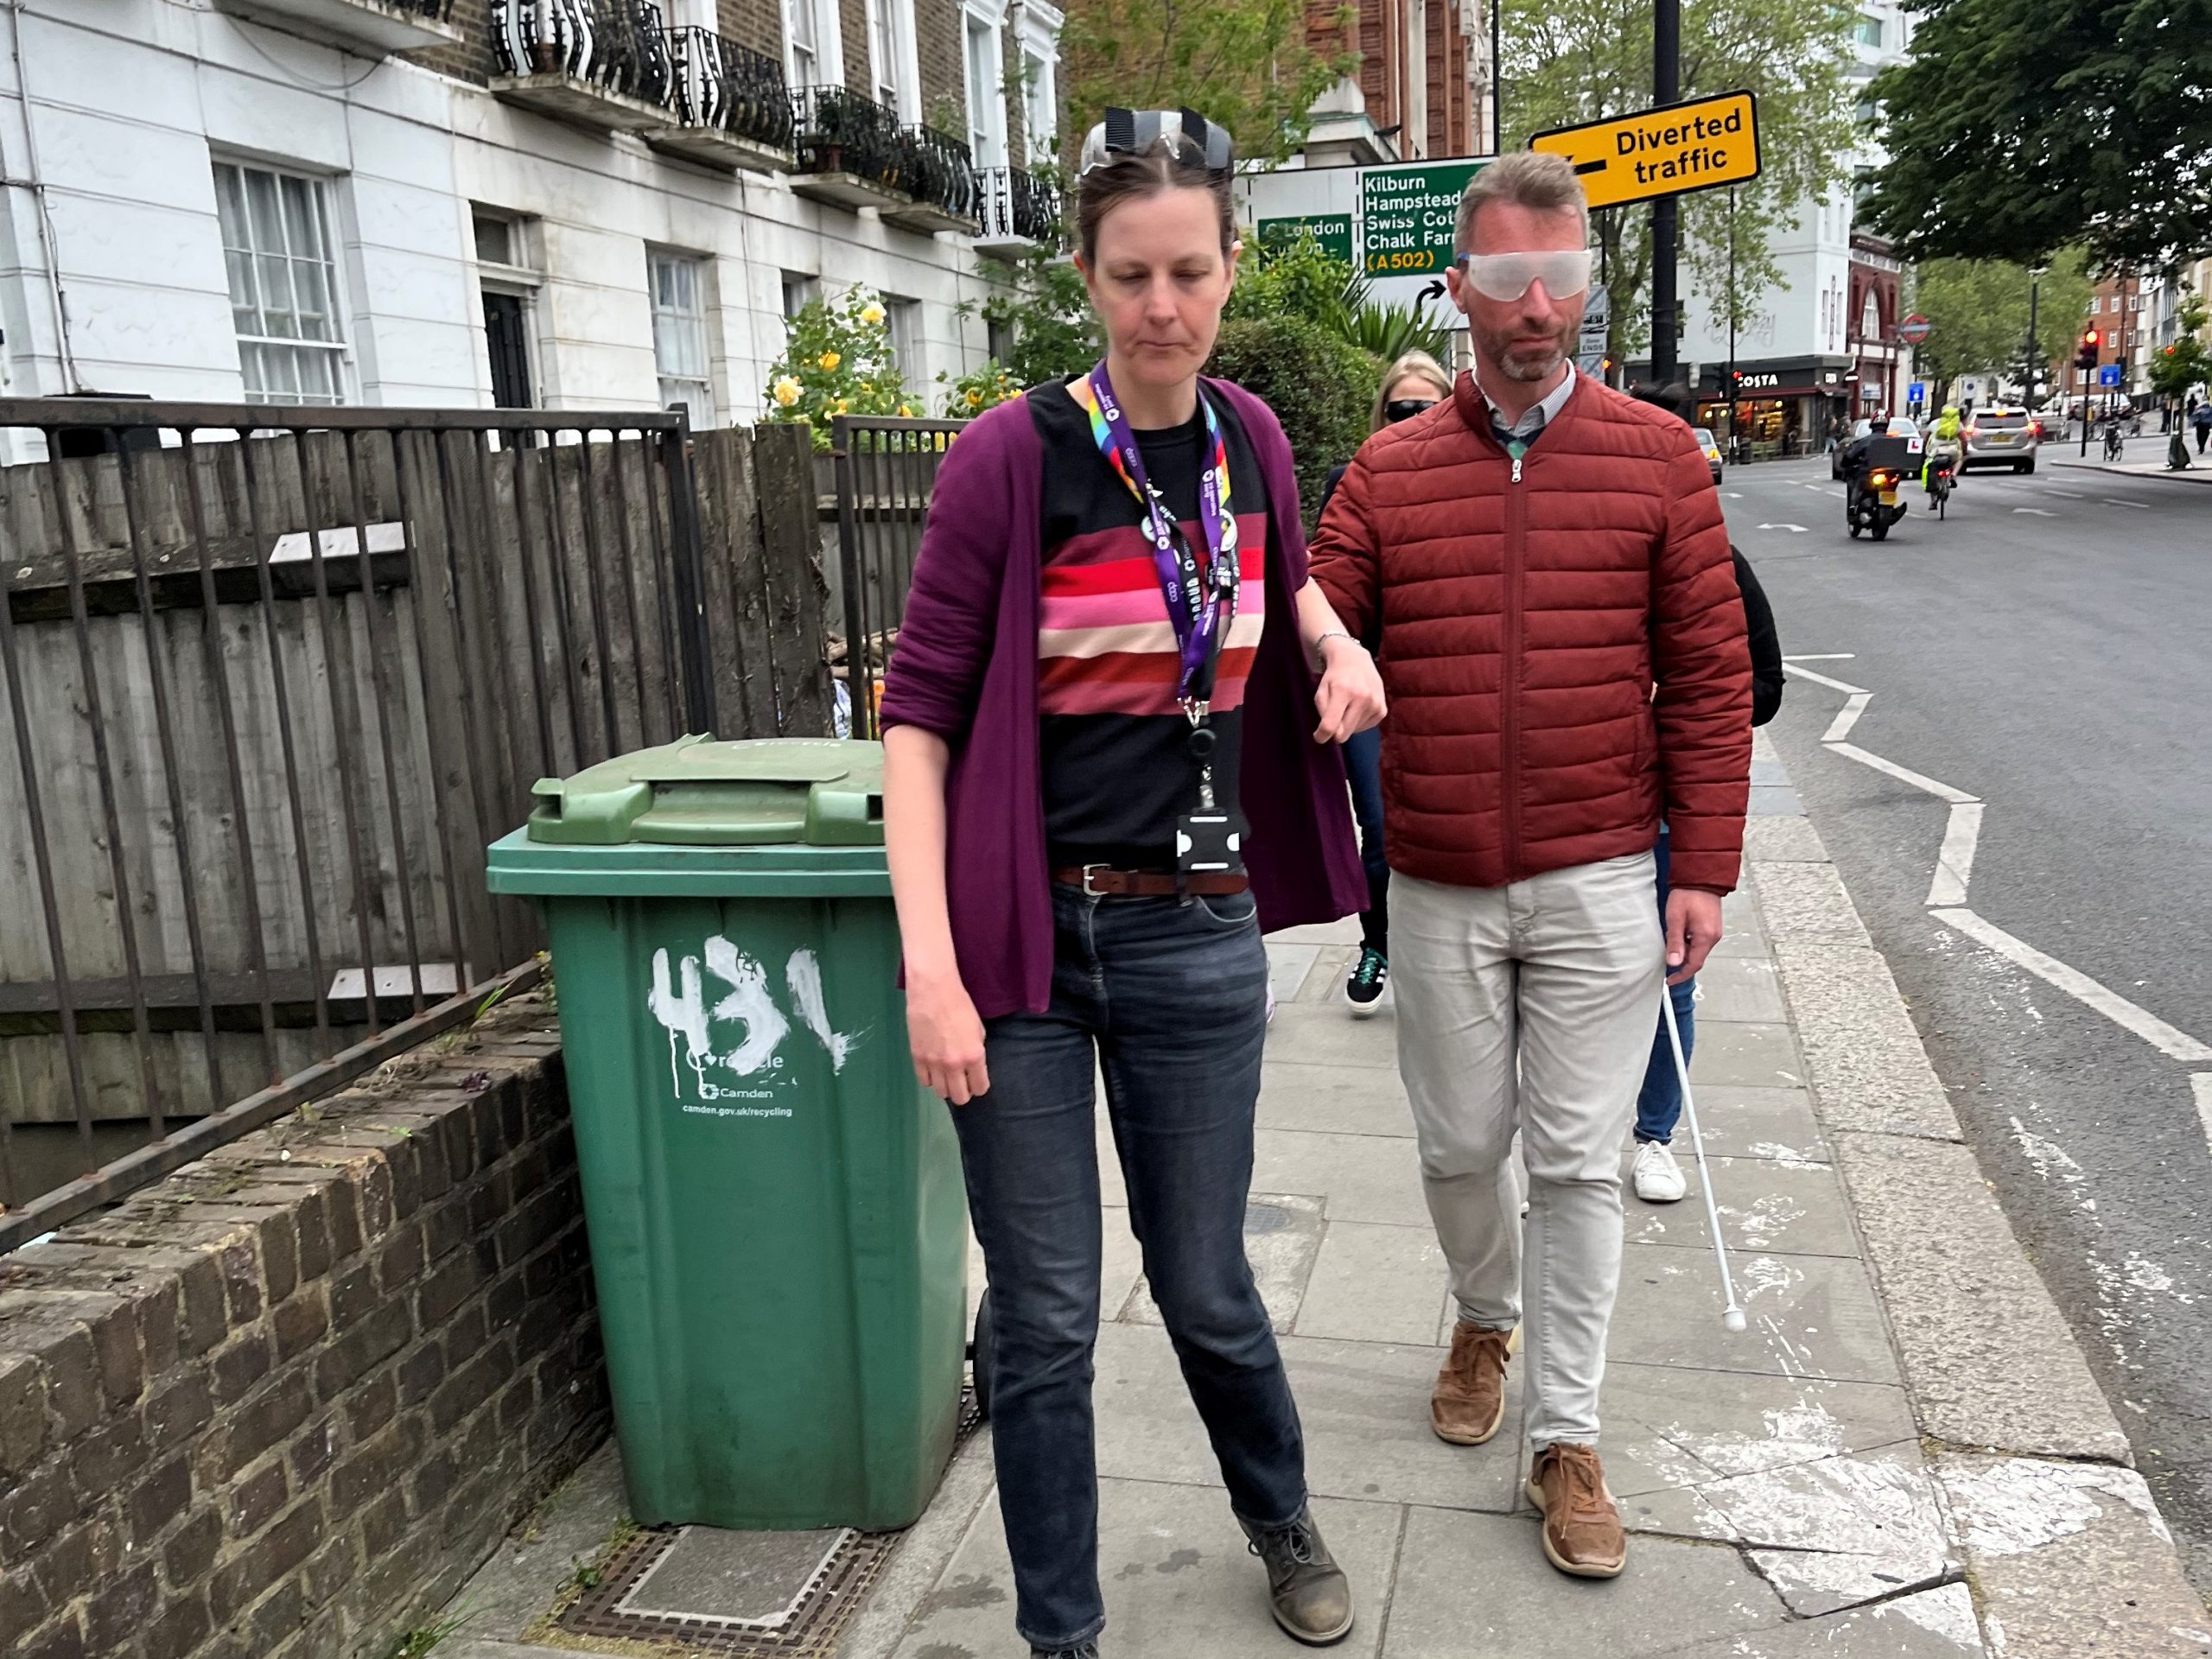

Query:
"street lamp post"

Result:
[[2024, 264, 2046, 404], [1491, 0, 1503, 154], [1650, 0, 1681, 385], [1726, 183, 1738, 454]]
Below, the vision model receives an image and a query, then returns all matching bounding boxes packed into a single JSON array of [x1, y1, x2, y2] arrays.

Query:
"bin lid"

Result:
[[524, 736, 886, 847]]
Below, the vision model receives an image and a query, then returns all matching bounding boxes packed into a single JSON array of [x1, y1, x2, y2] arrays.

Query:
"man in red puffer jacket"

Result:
[[1309, 151, 1750, 1583]]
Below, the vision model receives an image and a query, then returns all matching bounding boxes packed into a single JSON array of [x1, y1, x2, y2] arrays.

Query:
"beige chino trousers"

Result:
[[1390, 854, 1663, 1449]]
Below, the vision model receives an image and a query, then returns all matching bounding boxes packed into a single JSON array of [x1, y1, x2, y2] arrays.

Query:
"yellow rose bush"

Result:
[[761, 286, 910, 449]]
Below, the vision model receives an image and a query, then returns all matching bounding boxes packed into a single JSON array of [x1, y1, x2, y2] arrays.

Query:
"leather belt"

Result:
[[1052, 865, 1250, 897]]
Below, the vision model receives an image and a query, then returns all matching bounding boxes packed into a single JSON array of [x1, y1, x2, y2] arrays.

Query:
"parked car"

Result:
[[1962, 405, 2040, 474], [1694, 427, 1724, 484], [1833, 416, 1921, 479]]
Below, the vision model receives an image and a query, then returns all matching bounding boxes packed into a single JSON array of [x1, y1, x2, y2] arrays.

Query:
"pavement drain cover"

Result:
[[557, 1389, 982, 1656]]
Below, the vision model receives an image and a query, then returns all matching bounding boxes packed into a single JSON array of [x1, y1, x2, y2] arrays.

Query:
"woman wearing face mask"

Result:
[[878, 109, 1384, 1659], [1318, 351, 1456, 1015]]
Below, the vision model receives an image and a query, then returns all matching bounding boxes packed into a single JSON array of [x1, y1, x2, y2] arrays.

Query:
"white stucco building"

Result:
[[0, 0, 1061, 439]]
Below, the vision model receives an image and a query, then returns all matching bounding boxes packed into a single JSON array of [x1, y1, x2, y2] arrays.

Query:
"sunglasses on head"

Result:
[[1079, 107, 1235, 175], [1454, 249, 1593, 302], [1384, 398, 1439, 423]]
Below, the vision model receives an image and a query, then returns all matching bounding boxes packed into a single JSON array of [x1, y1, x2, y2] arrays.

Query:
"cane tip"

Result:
[[1722, 1307, 1748, 1333]]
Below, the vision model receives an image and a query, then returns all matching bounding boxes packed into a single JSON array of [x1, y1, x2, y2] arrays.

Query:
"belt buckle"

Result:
[[1081, 863, 1112, 896]]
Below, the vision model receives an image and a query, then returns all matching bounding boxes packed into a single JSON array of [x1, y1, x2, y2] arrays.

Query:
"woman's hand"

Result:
[[907, 969, 990, 1104], [1313, 635, 1386, 744]]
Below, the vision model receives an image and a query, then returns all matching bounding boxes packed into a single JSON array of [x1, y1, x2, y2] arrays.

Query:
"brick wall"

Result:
[[0, 994, 607, 1659], [408, 0, 496, 84], [916, 0, 965, 134], [837, 0, 874, 102], [719, 0, 787, 63]]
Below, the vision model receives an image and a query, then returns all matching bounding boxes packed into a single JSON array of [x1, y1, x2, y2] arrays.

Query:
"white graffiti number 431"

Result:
[[647, 938, 867, 1098]]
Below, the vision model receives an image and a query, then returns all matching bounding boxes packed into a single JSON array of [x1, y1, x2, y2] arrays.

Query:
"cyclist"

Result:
[[1923, 404, 1963, 506]]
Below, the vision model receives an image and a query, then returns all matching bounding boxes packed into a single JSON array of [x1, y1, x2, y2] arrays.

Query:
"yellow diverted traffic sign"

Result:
[[1529, 92, 1760, 212]]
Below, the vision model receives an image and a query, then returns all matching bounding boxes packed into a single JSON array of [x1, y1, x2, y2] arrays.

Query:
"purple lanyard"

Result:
[[1080, 362, 1240, 708]]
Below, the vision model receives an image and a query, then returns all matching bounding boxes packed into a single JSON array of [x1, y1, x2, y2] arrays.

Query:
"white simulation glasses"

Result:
[[1454, 249, 1594, 302]]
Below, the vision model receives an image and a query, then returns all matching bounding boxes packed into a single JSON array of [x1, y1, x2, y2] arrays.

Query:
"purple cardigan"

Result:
[[879, 378, 1368, 1020]]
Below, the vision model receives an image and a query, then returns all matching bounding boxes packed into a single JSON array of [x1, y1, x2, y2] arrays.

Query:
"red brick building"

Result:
[[1303, 0, 1489, 163]]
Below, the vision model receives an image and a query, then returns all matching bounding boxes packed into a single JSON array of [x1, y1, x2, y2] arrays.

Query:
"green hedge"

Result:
[[1207, 316, 1381, 526]]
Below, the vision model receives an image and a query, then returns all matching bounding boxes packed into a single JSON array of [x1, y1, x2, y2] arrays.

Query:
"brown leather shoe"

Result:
[[1430, 1322, 1516, 1446], [1526, 1442, 1627, 1578]]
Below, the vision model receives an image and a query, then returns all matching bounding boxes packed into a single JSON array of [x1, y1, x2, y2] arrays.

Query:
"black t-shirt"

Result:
[[1026, 378, 1272, 868]]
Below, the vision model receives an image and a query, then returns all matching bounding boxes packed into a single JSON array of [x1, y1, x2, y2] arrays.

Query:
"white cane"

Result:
[[1660, 982, 1747, 1332]]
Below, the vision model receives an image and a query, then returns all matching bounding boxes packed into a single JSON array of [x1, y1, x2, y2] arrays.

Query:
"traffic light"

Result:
[[2076, 329, 2101, 371]]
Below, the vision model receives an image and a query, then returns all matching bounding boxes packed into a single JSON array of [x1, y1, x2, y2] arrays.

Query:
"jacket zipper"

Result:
[[1502, 447, 1525, 880]]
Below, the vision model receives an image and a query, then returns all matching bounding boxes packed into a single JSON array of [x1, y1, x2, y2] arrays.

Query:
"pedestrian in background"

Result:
[[1318, 349, 1458, 1016], [879, 107, 1382, 1659], [2194, 398, 2211, 455], [1310, 152, 1751, 1582]]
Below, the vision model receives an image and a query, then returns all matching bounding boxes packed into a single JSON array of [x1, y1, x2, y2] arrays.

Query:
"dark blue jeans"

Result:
[[1344, 725, 1389, 953], [1635, 827, 1698, 1144], [957, 885, 1306, 1649]]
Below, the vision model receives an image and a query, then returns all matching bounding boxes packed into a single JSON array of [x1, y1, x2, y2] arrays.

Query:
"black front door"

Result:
[[483, 290, 532, 409]]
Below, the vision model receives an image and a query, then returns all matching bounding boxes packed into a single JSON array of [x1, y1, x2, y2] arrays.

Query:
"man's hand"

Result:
[[1313, 636, 1386, 744], [906, 969, 989, 1104], [1664, 888, 1725, 985]]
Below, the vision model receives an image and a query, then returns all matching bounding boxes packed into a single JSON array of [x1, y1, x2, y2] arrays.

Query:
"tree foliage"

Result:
[[1863, 0, 2212, 268], [1057, 0, 1359, 166], [1905, 251, 2093, 392], [1500, 0, 1857, 363], [2149, 298, 2212, 402], [1206, 316, 1380, 522]]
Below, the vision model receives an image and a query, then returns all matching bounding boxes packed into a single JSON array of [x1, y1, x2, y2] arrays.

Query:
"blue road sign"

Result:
[[1908, 381, 1927, 404], [2097, 365, 2123, 387]]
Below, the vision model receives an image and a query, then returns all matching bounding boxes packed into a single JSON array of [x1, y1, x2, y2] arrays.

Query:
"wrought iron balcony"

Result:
[[791, 86, 912, 212], [489, 0, 677, 135], [210, 0, 460, 53], [645, 27, 796, 171], [974, 165, 1062, 258], [885, 127, 982, 235]]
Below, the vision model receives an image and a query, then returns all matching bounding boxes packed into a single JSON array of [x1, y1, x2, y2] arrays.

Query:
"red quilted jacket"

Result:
[[1310, 372, 1751, 893]]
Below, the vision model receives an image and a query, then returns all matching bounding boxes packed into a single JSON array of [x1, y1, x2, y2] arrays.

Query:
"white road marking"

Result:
[[2101, 499, 2150, 511], [1822, 692, 1872, 743], [1925, 803, 1985, 907], [1931, 908, 2212, 1063], [1783, 663, 1872, 696], [2012, 507, 2058, 517], [2194, 1076, 2212, 1158], [1758, 523, 1808, 533], [1827, 742, 1980, 804], [1783, 654, 1856, 661], [1725, 491, 1745, 499], [2044, 488, 2088, 499]]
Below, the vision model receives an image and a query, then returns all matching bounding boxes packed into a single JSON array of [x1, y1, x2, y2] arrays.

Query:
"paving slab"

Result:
[[1696, 953, 1789, 1023], [1686, 1020, 1807, 1090], [1656, 1584, 1986, 1656], [1597, 1361, 1920, 1497], [1621, 1151, 1863, 1260], [1932, 1453, 2212, 1659], [1092, 1319, 1522, 1514], [1256, 1059, 1415, 1139], [1611, 1244, 1901, 1386], [1377, 1506, 1787, 1657], [1292, 1221, 1448, 1345], [1767, 939, 1965, 1141], [1265, 918, 1364, 947], [1294, 944, 1363, 1005], [1745, 813, 1833, 864], [1827, 1131, 2131, 1464], [1748, 782, 1807, 818], [1250, 1128, 1429, 1228], [1259, 1001, 1399, 1069], [889, 1480, 1405, 1659], [1265, 941, 1323, 1005], [1655, 1084, 1829, 1162]]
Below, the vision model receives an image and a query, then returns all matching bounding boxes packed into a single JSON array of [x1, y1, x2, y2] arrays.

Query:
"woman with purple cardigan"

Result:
[[877, 110, 1382, 1659]]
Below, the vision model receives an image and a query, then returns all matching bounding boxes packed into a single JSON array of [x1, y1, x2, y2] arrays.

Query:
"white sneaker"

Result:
[[1633, 1141, 1687, 1204]]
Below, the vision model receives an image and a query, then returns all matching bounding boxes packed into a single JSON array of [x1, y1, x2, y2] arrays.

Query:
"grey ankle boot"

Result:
[[1242, 1506, 1355, 1645]]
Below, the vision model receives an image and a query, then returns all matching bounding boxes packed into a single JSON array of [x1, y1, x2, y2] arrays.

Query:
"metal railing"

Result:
[[0, 401, 715, 1246], [791, 85, 906, 188], [979, 165, 1062, 245], [490, 0, 676, 108], [831, 415, 964, 737], [898, 126, 982, 226], [667, 25, 794, 152]]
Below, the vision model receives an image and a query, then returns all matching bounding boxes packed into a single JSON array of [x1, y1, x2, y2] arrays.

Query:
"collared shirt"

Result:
[[1479, 367, 1579, 458]]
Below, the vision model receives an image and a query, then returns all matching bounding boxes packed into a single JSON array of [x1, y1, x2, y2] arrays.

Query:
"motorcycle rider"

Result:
[[1922, 404, 1963, 504]]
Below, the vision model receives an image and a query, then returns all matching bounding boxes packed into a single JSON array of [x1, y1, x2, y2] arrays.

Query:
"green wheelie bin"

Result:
[[485, 736, 966, 1532]]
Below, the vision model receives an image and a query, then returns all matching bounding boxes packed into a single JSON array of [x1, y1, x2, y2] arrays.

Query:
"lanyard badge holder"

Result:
[[1074, 363, 1247, 895]]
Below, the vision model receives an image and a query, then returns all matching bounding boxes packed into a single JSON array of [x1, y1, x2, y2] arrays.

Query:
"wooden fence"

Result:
[[0, 404, 826, 1210]]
